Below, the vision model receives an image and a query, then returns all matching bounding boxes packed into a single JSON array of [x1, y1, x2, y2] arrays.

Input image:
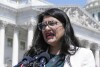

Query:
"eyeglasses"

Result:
[[37, 21, 58, 30]]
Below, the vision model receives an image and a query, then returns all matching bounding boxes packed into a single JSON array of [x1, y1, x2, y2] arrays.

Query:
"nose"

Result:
[[43, 25, 51, 31]]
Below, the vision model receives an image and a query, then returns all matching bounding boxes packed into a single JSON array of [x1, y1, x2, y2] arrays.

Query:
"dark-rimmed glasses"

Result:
[[37, 21, 58, 30]]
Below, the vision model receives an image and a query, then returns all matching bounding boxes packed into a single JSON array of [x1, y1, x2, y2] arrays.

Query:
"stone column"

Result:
[[0, 23, 6, 67], [27, 25, 34, 50], [12, 26, 19, 67], [26, 18, 36, 50], [95, 50, 100, 67]]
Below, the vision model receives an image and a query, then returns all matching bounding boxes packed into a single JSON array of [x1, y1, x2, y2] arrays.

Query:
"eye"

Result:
[[48, 21, 57, 26], [38, 23, 46, 30], [42, 23, 46, 27]]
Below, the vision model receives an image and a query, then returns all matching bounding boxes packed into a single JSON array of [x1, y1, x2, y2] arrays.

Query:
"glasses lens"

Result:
[[48, 21, 57, 26], [38, 23, 46, 30], [38, 21, 58, 30]]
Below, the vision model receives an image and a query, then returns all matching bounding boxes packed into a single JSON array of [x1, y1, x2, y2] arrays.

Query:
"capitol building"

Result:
[[0, 0, 100, 67]]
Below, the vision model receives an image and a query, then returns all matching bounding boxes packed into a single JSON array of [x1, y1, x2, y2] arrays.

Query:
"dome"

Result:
[[85, 0, 100, 22], [87, 0, 99, 3]]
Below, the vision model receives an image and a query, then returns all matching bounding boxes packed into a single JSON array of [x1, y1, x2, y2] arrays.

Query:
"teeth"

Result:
[[46, 33, 54, 37]]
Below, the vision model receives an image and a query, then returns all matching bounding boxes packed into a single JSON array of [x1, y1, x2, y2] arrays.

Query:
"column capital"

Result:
[[80, 39, 90, 48], [90, 42, 99, 50], [13, 25, 20, 31], [25, 18, 37, 28]]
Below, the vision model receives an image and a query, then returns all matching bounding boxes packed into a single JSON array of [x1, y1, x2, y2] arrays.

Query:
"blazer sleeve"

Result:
[[82, 49, 96, 67]]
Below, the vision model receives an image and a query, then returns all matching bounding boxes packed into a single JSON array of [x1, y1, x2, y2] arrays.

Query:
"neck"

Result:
[[49, 45, 61, 55]]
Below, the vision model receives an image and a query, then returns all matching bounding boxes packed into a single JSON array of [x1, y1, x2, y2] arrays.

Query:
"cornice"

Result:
[[0, 3, 45, 13], [0, 2, 17, 12], [0, 0, 53, 13]]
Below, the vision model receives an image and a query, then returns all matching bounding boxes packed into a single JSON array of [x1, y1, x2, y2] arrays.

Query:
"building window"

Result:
[[7, 38, 13, 47], [92, 13, 94, 17], [98, 12, 100, 21], [20, 41, 25, 50]]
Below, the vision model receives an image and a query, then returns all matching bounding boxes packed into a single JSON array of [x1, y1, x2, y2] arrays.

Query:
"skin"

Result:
[[42, 16, 65, 55]]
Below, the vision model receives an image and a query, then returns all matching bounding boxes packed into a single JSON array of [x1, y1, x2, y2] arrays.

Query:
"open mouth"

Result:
[[45, 32, 55, 39]]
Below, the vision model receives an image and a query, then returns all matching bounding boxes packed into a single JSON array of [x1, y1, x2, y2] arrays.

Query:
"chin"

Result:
[[46, 39, 56, 45]]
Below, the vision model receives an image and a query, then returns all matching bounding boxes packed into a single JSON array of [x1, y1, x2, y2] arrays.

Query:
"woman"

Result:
[[16, 8, 95, 67]]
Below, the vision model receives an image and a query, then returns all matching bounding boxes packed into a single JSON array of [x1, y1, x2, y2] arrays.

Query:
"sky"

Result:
[[47, 0, 87, 7]]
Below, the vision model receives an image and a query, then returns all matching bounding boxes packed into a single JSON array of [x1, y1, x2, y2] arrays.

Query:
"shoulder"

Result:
[[76, 47, 92, 55], [64, 47, 95, 67], [69, 47, 93, 58], [71, 47, 95, 61], [76, 47, 95, 67]]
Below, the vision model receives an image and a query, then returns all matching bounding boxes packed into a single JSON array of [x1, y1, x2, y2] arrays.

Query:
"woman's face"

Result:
[[41, 16, 65, 46]]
